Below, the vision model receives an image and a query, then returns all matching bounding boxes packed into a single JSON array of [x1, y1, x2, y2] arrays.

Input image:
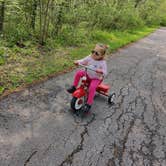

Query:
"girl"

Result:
[[67, 44, 108, 112]]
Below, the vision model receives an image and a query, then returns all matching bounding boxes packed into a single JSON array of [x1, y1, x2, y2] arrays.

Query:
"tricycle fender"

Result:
[[72, 88, 86, 98]]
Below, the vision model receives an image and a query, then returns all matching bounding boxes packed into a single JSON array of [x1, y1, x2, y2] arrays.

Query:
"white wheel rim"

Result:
[[75, 97, 85, 110], [111, 94, 116, 102]]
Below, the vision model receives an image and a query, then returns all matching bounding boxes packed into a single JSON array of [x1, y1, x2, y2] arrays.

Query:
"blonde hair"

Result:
[[93, 43, 109, 60]]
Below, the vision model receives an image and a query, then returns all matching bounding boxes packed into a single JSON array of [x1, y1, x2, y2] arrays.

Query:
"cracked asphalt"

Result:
[[0, 28, 166, 166]]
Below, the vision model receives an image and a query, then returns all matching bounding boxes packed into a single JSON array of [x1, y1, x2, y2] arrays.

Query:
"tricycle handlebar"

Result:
[[78, 64, 104, 75], [78, 64, 95, 71]]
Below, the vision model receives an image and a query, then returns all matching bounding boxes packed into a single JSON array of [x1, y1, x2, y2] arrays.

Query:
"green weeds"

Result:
[[0, 26, 157, 96]]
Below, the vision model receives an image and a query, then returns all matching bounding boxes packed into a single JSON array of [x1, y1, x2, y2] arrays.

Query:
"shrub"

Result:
[[55, 24, 89, 46]]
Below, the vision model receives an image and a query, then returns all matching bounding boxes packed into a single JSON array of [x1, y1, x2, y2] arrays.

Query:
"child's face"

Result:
[[91, 50, 104, 60]]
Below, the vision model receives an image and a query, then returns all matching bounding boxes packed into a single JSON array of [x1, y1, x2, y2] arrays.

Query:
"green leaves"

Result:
[[1, 0, 166, 44], [0, 47, 5, 65], [0, 0, 165, 97]]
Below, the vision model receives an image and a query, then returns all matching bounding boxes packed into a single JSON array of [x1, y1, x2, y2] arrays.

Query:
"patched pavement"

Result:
[[0, 28, 166, 166]]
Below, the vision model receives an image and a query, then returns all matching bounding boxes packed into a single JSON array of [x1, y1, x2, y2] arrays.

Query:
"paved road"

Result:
[[0, 28, 166, 166]]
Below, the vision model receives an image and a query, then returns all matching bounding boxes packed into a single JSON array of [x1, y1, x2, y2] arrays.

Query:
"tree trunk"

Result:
[[0, 1, 5, 33], [31, 0, 37, 29], [39, 0, 44, 45], [42, 0, 51, 44], [54, 1, 64, 35]]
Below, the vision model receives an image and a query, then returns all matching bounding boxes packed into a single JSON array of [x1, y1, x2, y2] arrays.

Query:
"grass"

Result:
[[89, 26, 157, 51], [0, 26, 157, 97]]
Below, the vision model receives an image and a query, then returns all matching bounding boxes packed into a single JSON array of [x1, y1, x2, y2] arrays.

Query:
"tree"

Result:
[[0, 0, 5, 33], [31, 0, 38, 29], [38, 0, 54, 45]]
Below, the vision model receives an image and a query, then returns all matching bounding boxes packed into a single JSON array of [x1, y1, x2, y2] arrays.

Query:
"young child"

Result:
[[67, 44, 108, 112]]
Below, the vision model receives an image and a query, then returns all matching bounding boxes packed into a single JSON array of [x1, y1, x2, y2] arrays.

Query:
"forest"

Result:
[[0, 0, 166, 96]]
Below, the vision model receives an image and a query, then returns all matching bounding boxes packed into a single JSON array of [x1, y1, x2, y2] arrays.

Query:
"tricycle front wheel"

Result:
[[71, 97, 85, 111], [108, 93, 116, 105]]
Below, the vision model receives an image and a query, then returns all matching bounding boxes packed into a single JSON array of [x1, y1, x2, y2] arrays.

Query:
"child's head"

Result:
[[91, 43, 109, 60]]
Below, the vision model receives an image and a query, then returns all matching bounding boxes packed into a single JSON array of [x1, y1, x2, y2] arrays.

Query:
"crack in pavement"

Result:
[[114, 119, 136, 166], [58, 114, 96, 166], [24, 151, 37, 166], [1, 28, 166, 166]]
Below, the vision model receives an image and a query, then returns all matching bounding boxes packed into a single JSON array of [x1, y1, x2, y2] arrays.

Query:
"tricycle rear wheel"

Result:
[[108, 93, 116, 105]]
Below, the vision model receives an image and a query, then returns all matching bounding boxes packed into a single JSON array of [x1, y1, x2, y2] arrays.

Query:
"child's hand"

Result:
[[82, 62, 88, 66], [96, 69, 103, 74], [74, 60, 79, 65]]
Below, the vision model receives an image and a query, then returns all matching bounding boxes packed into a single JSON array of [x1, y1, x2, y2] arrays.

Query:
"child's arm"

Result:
[[102, 61, 107, 76], [74, 55, 91, 66], [96, 61, 107, 76]]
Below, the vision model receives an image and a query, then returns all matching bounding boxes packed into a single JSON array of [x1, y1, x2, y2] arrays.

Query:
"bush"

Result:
[[4, 23, 30, 47], [0, 47, 5, 65], [138, 0, 165, 26], [160, 16, 166, 26], [87, 3, 144, 31], [55, 25, 89, 46]]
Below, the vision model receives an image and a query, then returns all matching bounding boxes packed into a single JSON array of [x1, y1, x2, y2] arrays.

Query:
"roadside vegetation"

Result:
[[0, 0, 166, 96]]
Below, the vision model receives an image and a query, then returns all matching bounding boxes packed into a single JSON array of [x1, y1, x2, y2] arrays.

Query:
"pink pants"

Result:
[[73, 70, 101, 105]]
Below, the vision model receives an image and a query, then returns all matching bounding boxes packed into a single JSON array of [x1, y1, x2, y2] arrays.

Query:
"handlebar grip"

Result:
[[78, 64, 104, 76]]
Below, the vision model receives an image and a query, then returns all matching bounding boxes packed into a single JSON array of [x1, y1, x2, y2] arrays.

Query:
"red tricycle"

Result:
[[70, 64, 116, 111]]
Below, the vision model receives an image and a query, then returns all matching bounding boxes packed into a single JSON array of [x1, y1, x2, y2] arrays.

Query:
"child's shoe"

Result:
[[82, 104, 91, 113], [67, 86, 76, 93]]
